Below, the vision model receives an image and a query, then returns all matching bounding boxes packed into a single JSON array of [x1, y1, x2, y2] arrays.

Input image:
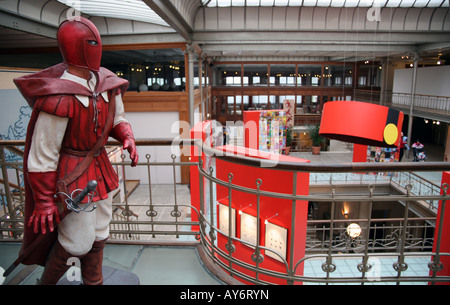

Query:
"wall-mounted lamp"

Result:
[[342, 208, 349, 218], [239, 204, 252, 215], [264, 213, 279, 225]]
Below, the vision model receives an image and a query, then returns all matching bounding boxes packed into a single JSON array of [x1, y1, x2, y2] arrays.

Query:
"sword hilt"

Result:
[[72, 180, 98, 207]]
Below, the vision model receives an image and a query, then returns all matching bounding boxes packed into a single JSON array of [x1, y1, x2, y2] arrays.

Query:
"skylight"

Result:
[[57, 0, 169, 26], [202, 0, 449, 7]]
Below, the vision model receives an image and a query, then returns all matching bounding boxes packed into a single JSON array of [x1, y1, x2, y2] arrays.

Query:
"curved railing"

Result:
[[196, 144, 450, 285], [1, 139, 450, 284]]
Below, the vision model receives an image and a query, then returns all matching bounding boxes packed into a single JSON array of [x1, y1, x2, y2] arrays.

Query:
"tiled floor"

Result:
[[0, 243, 223, 285], [303, 256, 432, 285], [1, 242, 433, 285]]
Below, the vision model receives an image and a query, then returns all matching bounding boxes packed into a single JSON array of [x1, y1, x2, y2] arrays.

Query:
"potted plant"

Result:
[[307, 124, 323, 155], [285, 126, 293, 155]]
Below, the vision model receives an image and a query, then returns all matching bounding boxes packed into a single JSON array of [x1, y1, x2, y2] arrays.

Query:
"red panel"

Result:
[[320, 101, 404, 148], [353, 144, 368, 162], [243, 110, 262, 150], [430, 171, 450, 285]]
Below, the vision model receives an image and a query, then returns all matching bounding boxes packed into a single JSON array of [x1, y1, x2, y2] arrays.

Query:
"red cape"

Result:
[[15, 63, 128, 266]]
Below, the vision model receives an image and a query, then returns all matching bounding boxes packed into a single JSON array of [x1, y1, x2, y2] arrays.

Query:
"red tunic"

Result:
[[14, 63, 129, 266], [35, 92, 119, 202]]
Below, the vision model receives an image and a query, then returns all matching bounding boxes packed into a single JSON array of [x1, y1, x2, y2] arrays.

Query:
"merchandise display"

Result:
[[244, 110, 288, 155], [366, 146, 399, 163]]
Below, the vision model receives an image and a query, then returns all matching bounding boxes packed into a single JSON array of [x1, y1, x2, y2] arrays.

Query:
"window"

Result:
[[243, 64, 268, 86], [270, 64, 296, 86], [216, 64, 242, 86], [298, 65, 322, 87]]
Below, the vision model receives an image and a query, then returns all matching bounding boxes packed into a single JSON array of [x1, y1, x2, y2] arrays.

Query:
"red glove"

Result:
[[110, 122, 139, 167], [27, 171, 60, 234]]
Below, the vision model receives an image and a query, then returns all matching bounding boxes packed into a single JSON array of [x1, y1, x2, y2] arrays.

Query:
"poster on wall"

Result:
[[366, 146, 399, 176], [259, 116, 269, 152], [240, 212, 257, 248], [219, 203, 236, 237], [283, 99, 295, 128], [265, 222, 288, 262], [366, 146, 399, 163], [258, 110, 287, 155]]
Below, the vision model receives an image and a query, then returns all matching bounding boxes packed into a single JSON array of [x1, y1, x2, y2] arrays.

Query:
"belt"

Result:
[[61, 147, 105, 157]]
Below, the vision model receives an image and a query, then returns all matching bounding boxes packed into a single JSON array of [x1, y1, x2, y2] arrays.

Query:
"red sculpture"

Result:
[[13, 17, 138, 285], [320, 101, 404, 148]]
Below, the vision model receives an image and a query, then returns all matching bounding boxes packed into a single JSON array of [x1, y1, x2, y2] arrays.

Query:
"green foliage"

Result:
[[307, 124, 324, 147]]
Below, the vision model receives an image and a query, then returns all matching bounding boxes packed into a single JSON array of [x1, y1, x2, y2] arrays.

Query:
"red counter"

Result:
[[215, 145, 310, 284]]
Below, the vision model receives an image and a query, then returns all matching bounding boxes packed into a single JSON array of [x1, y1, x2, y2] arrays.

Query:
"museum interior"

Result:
[[1, 0, 450, 287]]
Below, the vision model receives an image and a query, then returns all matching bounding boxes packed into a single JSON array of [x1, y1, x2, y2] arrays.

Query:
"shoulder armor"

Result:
[[34, 95, 75, 118]]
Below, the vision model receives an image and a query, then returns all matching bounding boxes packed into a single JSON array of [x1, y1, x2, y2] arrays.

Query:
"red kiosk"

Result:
[[215, 145, 310, 285], [189, 118, 310, 285]]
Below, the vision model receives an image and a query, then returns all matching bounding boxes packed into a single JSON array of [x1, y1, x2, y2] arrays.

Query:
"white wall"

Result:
[[393, 65, 450, 96], [123, 111, 182, 184]]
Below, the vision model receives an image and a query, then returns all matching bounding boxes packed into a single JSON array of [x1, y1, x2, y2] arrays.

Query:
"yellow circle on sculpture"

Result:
[[383, 123, 398, 145]]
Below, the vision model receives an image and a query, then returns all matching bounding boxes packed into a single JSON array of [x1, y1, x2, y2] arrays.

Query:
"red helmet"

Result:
[[57, 17, 102, 72]]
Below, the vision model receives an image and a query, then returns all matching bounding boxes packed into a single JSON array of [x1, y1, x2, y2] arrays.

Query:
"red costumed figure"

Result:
[[13, 17, 138, 285]]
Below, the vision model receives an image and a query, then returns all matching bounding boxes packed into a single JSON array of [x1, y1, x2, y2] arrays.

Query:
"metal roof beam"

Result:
[[0, 9, 57, 39], [142, 0, 193, 42]]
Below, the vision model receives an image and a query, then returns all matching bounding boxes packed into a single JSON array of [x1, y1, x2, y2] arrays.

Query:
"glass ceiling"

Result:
[[57, 0, 169, 26], [203, 0, 449, 7]]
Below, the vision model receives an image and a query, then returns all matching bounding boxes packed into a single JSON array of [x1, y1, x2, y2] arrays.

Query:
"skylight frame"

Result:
[[202, 0, 449, 7], [57, 0, 169, 26]]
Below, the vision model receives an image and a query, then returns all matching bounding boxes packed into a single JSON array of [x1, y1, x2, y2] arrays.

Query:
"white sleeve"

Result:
[[27, 112, 69, 172], [113, 93, 129, 127]]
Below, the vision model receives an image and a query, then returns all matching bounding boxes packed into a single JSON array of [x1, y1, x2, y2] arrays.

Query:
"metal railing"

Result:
[[391, 92, 450, 113], [196, 146, 450, 285], [1, 139, 450, 285], [310, 171, 442, 211]]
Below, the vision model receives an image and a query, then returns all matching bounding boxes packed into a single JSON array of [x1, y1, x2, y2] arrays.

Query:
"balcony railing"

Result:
[[354, 89, 450, 121], [1, 139, 450, 285]]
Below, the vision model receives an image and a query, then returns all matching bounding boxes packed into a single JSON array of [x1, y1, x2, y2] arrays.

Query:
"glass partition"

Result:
[[358, 62, 382, 87], [297, 64, 322, 87], [323, 64, 353, 87], [243, 64, 269, 86], [103, 48, 185, 91], [214, 64, 242, 86], [269, 64, 296, 86]]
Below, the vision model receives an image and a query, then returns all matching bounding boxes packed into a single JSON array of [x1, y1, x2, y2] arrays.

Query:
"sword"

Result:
[[2, 180, 98, 278], [59, 180, 98, 213]]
